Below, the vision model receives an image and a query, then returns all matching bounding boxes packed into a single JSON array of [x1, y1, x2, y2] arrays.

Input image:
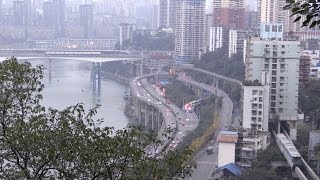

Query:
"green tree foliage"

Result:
[[165, 79, 197, 108], [196, 47, 245, 81], [0, 57, 193, 179], [233, 144, 289, 180], [299, 79, 320, 115], [285, 0, 320, 28], [128, 31, 174, 51]]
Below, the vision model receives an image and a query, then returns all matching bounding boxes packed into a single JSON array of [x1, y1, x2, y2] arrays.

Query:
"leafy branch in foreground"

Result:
[[285, 0, 320, 28], [0, 57, 193, 179]]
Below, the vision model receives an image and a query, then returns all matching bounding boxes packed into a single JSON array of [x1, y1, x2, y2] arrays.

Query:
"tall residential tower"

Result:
[[175, 0, 205, 62], [159, 0, 175, 28]]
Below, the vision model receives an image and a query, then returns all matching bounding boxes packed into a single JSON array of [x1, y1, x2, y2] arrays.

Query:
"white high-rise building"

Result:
[[209, 27, 223, 52], [242, 72, 270, 131], [244, 28, 300, 140], [152, 0, 160, 30], [175, 0, 205, 62], [159, 0, 175, 28], [228, 29, 237, 58]]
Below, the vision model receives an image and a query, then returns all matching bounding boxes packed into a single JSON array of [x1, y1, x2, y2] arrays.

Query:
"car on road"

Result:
[[186, 118, 190, 121], [207, 146, 214, 154]]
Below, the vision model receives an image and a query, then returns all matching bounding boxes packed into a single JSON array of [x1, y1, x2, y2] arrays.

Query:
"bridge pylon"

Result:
[[91, 62, 102, 94]]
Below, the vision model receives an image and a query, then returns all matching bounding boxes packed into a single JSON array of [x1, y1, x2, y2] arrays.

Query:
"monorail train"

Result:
[[276, 133, 302, 169]]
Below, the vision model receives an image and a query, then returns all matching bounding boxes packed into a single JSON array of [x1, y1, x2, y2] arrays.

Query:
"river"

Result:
[[22, 58, 129, 130]]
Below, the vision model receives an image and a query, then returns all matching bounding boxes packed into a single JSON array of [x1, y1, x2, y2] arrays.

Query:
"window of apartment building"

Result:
[[272, 77, 276, 82], [271, 83, 276, 88], [281, 51, 285, 54], [265, 25, 270, 32], [280, 89, 284, 92], [279, 102, 283, 105], [252, 103, 258, 109], [272, 25, 277, 32], [272, 64, 277, 69], [251, 124, 257, 129], [258, 117, 262, 122], [259, 90, 263, 95], [279, 95, 284, 99], [253, 97, 257, 101], [266, 44, 269, 47], [258, 111, 262, 115], [264, 64, 269, 69], [280, 83, 284, 86], [271, 102, 276, 107], [252, 117, 257, 121], [252, 110, 257, 115], [271, 108, 276, 112], [265, 58, 269, 63], [272, 58, 277, 63], [271, 89, 276, 94], [252, 90, 258, 95], [280, 64, 285, 69], [272, 70, 277, 76], [281, 45, 285, 48], [258, 125, 262, 129], [259, 104, 262, 109], [279, 108, 283, 113], [280, 58, 285, 62], [280, 76, 285, 81], [259, 97, 263, 102], [271, 96, 276, 101], [278, 25, 283, 32], [273, 51, 277, 56]]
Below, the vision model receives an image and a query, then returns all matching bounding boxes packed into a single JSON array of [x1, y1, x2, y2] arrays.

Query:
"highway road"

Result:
[[139, 77, 200, 154], [130, 74, 200, 157], [177, 74, 235, 180]]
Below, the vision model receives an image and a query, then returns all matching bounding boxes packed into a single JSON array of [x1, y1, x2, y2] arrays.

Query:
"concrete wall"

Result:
[[218, 142, 236, 167]]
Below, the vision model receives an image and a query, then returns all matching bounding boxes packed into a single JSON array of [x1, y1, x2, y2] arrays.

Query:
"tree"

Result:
[[285, 0, 320, 28], [0, 57, 193, 179]]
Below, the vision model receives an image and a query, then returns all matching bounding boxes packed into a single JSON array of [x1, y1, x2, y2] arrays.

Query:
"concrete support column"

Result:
[[48, 59, 52, 84], [91, 62, 102, 94], [138, 101, 142, 123], [151, 107, 154, 130], [144, 104, 148, 127], [288, 121, 297, 141]]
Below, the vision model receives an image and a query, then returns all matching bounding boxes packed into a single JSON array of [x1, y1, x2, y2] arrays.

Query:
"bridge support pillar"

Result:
[[144, 104, 148, 127], [288, 121, 297, 141], [151, 107, 154, 130], [91, 62, 102, 95], [48, 59, 52, 84]]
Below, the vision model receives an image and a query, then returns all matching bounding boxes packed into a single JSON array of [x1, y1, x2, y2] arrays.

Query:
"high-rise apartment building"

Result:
[[244, 24, 300, 140], [242, 73, 270, 131], [13, 0, 32, 26], [43, 0, 65, 35], [258, 0, 308, 32], [159, 0, 175, 28], [228, 30, 237, 58], [205, 14, 213, 49], [119, 23, 133, 50], [175, 0, 205, 62], [151, 0, 160, 30], [212, 0, 245, 29], [80, 4, 93, 38], [209, 27, 223, 52]]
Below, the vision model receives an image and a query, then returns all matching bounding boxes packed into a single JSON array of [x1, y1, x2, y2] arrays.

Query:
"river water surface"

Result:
[[23, 58, 129, 130]]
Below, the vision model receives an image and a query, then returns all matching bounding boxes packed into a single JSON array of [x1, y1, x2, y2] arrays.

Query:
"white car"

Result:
[[186, 118, 190, 121], [148, 99, 151, 102]]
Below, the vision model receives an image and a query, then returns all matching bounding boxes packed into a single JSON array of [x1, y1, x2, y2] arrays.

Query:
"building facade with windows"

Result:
[[229, 29, 237, 58], [209, 27, 223, 52], [175, 0, 205, 62], [242, 82, 270, 131], [244, 37, 300, 140]]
